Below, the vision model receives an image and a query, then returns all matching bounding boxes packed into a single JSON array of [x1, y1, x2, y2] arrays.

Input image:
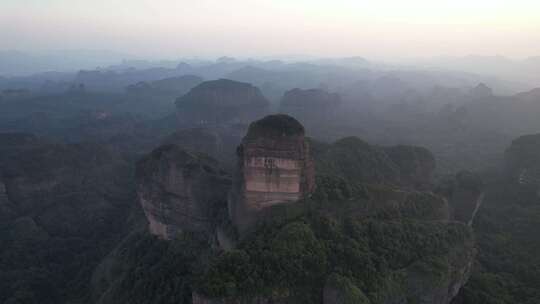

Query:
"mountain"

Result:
[[420, 55, 540, 89], [119, 115, 480, 304], [136, 145, 231, 239], [229, 115, 315, 234], [3, 55, 540, 304], [126, 75, 203, 96], [0, 50, 132, 76], [176, 79, 270, 126], [280, 88, 341, 126]]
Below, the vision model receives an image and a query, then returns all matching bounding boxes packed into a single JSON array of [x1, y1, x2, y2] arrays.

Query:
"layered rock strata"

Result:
[[229, 114, 315, 233]]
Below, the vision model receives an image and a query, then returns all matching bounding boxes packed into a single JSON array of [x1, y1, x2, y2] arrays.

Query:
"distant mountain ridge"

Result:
[[0, 50, 134, 76]]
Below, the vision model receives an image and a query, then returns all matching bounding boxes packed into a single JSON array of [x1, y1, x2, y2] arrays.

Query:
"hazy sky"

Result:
[[2, 0, 540, 60]]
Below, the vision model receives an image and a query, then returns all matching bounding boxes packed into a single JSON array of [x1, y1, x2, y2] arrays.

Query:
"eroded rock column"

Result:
[[136, 145, 231, 239], [229, 114, 315, 234]]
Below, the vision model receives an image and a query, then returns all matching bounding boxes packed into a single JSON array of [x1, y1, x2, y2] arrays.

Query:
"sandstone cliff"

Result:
[[136, 144, 231, 239], [229, 114, 315, 234]]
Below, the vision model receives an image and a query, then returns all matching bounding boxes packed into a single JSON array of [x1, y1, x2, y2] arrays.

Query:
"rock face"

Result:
[[229, 114, 315, 233], [279, 88, 341, 125], [176, 79, 269, 126], [136, 144, 231, 239]]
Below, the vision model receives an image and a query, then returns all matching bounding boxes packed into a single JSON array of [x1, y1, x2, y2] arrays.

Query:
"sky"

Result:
[[1, 0, 540, 60]]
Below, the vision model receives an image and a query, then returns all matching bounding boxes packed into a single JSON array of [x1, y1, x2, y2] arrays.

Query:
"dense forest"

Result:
[[0, 56, 539, 304]]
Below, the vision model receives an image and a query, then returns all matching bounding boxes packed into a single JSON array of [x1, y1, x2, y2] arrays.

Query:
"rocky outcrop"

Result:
[[110, 123, 476, 304], [176, 79, 269, 126], [136, 144, 231, 239], [229, 114, 315, 234], [279, 88, 341, 125]]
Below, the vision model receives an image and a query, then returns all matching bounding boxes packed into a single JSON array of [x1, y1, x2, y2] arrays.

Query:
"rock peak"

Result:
[[230, 115, 315, 234], [136, 144, 231, 239], [176, 79, 269, 125], [245, 114, 305, 140]]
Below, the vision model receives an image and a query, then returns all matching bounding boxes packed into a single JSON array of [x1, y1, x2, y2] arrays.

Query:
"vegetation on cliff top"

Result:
[[245, 114, 305, 140], [176, 79, 269, 108]]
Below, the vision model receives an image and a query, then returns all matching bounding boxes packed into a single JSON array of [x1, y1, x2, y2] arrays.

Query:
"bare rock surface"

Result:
[[136, 144, 231, 239], [229, 114, 315, 234]]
